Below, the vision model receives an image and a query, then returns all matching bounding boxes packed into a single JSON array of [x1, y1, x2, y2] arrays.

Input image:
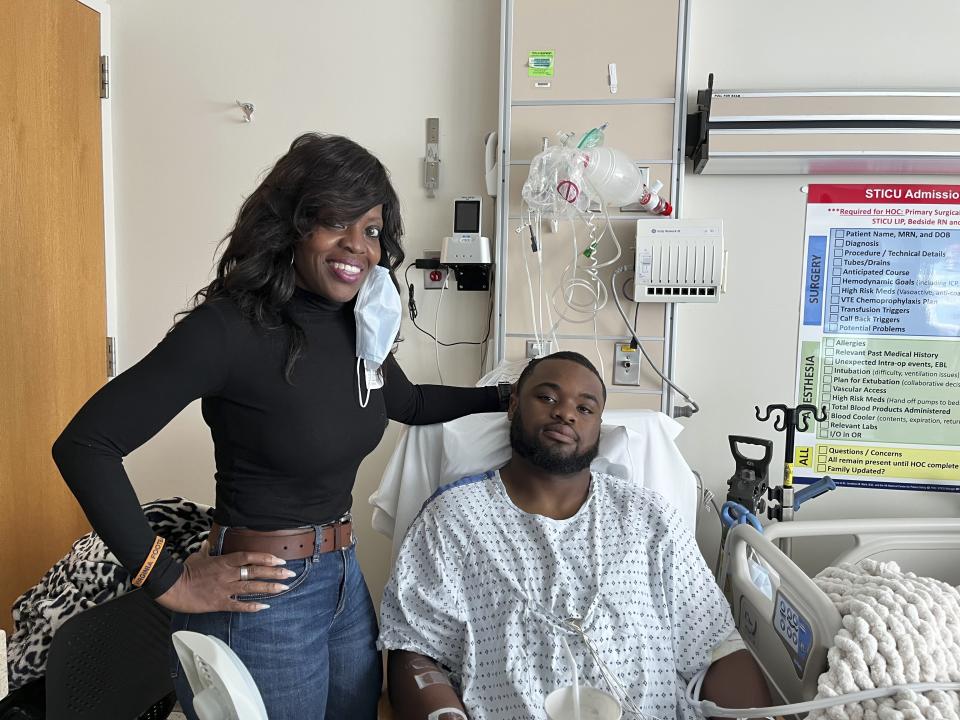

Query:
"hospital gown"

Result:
[[379, 470, 734, 720]]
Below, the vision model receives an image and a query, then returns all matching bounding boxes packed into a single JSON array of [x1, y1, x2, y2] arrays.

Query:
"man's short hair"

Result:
[[515, 351, 607, 402]]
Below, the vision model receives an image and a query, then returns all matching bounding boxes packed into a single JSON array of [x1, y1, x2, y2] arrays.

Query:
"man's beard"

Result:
[[509, 408, 599, 475]]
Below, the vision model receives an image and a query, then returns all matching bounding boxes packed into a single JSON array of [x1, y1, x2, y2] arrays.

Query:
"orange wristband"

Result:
[[131, 535, 166, 587]]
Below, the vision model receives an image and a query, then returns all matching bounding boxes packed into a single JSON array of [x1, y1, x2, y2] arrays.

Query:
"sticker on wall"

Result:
[[528, 50, 555, 77]]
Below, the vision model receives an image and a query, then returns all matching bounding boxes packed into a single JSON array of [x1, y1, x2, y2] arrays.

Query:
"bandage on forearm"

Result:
[[414, 670, 453, 689]]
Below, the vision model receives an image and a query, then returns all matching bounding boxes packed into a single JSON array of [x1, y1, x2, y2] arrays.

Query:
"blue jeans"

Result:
[[170, 528, 381, 720]]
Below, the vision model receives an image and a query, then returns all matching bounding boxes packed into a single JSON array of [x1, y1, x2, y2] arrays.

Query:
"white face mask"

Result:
[[354, 265, 402, 407]]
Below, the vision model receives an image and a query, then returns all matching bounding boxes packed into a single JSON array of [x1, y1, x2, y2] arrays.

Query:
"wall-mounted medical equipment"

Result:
[[634, 218, 725, 302], [494, 0, 690, 415], [173, 631, 267, 720], [441, 196, 489, 264], [688, 73, 960, 175], [441, 195, 491, 292]]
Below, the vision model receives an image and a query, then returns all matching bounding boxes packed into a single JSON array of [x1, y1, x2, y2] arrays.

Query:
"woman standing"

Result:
[[53, 133, 508, 719]]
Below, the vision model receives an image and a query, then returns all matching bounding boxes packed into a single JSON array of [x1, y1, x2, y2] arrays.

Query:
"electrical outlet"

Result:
[[422, 251, 448, 290], [612, 341, 641, 385], [525, 339, 554, 358]]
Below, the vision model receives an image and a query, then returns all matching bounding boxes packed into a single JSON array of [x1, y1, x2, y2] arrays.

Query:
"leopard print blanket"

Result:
[[6, 497, 212, 691]]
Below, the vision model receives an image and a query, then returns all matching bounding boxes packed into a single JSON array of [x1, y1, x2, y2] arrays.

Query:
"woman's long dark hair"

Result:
[[186, 133, 404, 381]]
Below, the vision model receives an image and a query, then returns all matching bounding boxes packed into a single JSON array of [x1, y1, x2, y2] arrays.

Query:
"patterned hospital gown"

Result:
[[379, 470, 734, 720]]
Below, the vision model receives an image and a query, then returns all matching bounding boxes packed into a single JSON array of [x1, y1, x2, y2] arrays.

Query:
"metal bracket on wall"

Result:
[[99, 55, 109, 99], [106, 336, 116, 378], [424, 117, 440, 198]]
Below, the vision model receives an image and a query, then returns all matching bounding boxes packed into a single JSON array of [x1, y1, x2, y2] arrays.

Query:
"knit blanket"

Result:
[[810, 560, 960, 720], [5, 497, 212, 691]]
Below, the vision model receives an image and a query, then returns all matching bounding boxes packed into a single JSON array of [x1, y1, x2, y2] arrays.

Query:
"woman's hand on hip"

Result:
[[155, 540, 293, 613]]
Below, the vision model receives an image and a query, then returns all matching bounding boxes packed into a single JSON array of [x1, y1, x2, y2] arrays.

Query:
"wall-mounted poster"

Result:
[[795, 184, 960, 492]]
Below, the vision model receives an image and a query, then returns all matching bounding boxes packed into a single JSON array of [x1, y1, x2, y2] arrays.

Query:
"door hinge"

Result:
[[100, 55, 110, 99], [106, 336, 116, 378]]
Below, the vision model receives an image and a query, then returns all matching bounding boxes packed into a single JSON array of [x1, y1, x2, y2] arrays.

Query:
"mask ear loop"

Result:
[[356, 357, 372, 408]]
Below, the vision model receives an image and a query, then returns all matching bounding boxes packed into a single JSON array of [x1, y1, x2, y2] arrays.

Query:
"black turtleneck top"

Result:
[[52, 288, 499, 597]]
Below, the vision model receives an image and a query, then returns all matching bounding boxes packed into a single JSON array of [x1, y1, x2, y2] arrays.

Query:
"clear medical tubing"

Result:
[[686, 664, 960, 719]]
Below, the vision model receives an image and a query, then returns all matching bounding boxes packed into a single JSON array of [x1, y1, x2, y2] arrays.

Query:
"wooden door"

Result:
[[0, 0, 106, 634]]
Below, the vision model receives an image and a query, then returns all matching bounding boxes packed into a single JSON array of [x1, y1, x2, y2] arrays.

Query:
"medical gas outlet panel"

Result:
[[634, 219, 726, 302]]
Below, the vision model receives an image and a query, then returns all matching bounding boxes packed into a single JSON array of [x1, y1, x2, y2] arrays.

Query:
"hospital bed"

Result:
[[719, 517, 960, 709]]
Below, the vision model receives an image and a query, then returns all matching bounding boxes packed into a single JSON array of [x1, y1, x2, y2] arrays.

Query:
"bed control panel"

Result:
[[774, 591, 814, 677]]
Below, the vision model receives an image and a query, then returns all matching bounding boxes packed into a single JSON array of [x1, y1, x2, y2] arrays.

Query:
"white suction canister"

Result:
[[580, 147, 646, 207], [173, 631, 268, 720]]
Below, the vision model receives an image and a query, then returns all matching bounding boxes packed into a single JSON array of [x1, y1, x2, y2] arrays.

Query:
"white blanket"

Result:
[[369, 409, 697, 559], [811, 560, 960, 720]]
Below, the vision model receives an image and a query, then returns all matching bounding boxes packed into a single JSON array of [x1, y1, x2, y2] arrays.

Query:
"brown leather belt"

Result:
[[210, 517, 353, 561]]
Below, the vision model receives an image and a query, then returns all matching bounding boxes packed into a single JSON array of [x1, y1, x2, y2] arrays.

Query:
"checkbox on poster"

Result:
[[835, 250, 844, 257], [833, 258, 842, 267], [825, 347, 834, 357], [826, 338, 835, 347], [835, 239, 844, 247], [826, 324, 837, 332], [824, 367, 833, 376], [832, 276, 841, 286], [830, 305, 839, 313], [825, 356, 834, 365], [829, 314, 839, 322]]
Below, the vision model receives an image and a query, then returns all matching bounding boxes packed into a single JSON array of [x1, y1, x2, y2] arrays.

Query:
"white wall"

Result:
[[679, 0, 960, 574], [110, 0, 501, 608]]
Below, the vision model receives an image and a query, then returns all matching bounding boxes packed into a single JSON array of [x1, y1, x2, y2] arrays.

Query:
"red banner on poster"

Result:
[[808, 184, 960, 204]]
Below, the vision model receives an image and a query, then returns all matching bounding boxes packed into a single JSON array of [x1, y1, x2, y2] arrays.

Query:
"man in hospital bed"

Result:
[[378, 351, 771, 720]]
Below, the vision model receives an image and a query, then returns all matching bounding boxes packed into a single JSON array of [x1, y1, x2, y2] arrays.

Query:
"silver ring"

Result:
[[239, 566, 249, 581]]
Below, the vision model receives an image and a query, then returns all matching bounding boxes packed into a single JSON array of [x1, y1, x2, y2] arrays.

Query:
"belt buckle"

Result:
[[336, 513, 353, 548], [319, 512, 351, 528]]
